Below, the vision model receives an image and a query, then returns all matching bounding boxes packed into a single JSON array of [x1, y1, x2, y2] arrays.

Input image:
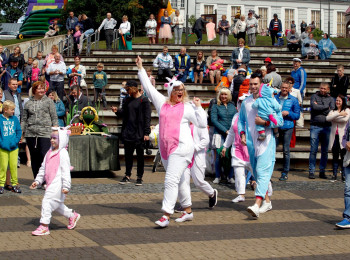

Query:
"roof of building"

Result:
[[0, 23, 22, 33]]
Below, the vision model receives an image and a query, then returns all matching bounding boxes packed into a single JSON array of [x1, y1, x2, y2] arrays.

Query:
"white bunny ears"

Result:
[[164, 76, 183, 96]]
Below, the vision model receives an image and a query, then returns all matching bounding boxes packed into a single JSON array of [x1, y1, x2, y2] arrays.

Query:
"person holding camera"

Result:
[[112, 80, 151, 186]]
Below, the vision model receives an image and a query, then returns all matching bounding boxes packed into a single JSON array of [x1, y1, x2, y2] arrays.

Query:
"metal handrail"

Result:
[[23, 40, 44, 60], [58, 35, 73, 56], [112, 29, 119, 50], [82, 30, 100, 56]]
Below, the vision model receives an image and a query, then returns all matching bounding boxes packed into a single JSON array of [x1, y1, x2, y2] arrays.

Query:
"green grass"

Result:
[[0, 37, 43, 46]]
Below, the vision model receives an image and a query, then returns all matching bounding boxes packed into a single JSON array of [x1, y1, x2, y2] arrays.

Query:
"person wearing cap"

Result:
[[111, 80, 151, 186], [238, 72, 283, 218], [136, 56, 208, 227], [4, 56, 23, 92], [286, 28, 301, 52], [291, 58, 307, 98], [275, 82, 300, 181], [268, 14, 282, 46], [246, 11, 258, 46], [231, 38, 250, 69]]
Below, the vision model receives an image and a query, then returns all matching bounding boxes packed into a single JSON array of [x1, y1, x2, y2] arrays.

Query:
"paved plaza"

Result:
[[1, 163, 350, 259]]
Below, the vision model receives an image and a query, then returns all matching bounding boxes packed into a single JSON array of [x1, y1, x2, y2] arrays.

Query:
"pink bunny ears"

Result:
[[164, 76, 183, 96]]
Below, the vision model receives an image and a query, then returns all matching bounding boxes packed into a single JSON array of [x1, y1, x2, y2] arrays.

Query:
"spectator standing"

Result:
[[291, 58, 307, 98], [330, 65, 349, 99], [231, 38, 250, 69], [286, 28, 301, 52], [291, 20, 296, 30], [112, 80, 151, 186], [300, 20, 307, 33], [47, 90, 66, 127], [4, 57, 23, 93], [66, 11, 78, 33], [206, 17, 216, 42], [193, 51, 206, 84], [268, 14, 282, 46], [2, 78, 23, 123], [22, 82, 58, 181], [153, 46, 173, 80], [234, 15, 247, 43], [46, 53, 66, 101], [0, 100, 22, 194], [0, 45, 8, 90], [319, 33, 337, 60], [98, 13, 117, 50], [309, 83, 335, 179], [145, 14, 157, 45], [206, 49, 222, 85], [263, 64, 282, 89], [42, 45, 63, 83], [211, 88, 237, 184], [93, 63, 108, 108], [326, 95, 350, 182], [246, 11, 258, 46], [9, 46, 25, 72], [23, 57, 33, 90], [193, 15, 207, 45], [0, 45, 8, 67], [172, 10, 184, 45], [67, 56, 86, 88], [27, 60, 41, 88], [159, 10, 172, 44], [218, 15, 230, 45], [275, 82, 300, 181], [35, 51, 45, 70], [118, 15, 132, 50], [174, 47, 191, 83]]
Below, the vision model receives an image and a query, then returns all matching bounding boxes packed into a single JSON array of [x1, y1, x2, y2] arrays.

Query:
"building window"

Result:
[[337, 12, 346, 37], [181, 0, 185, 8], [204, 5, 214, 14], [230, 6, 241, 25], [311, 10, 320, 29], [258, 8, 268, 31], [285, 9, 294, 30], [171, 0, 177, 9]]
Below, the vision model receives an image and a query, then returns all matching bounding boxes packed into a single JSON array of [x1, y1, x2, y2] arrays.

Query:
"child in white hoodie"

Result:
[[31, 127, 80, 236]]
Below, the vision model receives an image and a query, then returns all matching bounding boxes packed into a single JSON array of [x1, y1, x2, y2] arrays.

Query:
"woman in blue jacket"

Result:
[[47, 90, 66, 127], [211, 88, 237, 183]]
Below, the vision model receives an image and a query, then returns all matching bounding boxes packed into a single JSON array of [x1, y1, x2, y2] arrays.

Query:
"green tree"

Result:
[[1, 0, 27, 23], [62, 0, 162, 35]]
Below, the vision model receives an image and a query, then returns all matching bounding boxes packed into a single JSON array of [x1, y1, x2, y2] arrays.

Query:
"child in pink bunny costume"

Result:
[[31, 127, 80, 236], [136, 56, 207, 228]]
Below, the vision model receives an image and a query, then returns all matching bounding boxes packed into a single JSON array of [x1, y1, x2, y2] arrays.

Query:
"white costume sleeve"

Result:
[[60, 149, 72, 191], [138, 68, 166, 111], [186, 104, 207, 129], [35, 155, 47, 185], [194, 127, 209, 152], [223, 116, 236, 148]]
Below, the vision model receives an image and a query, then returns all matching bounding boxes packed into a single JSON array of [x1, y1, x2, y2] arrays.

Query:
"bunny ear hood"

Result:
[[259, 83, 275, 98], [52, 126, 71, 151], [164, 76, 183, 96]]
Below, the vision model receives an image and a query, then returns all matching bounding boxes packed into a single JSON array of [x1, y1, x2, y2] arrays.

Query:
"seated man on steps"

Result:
[[153, 46, 173, 81]]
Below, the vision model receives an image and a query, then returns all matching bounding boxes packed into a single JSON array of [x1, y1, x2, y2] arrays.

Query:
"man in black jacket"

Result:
[[112, 80, 151, 186], [330, 65, 349, 99], [309, 83, 335, 179], [66, 85, 93, 115], [193, 15, 208, 45]]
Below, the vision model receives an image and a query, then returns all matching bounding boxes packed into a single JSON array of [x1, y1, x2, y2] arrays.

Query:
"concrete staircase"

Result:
[[63, 44, 350, 163]]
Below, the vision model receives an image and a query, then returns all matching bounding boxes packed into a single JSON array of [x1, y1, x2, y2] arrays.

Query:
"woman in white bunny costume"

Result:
[[31, 127, 80, 236], [136, 56, 207, 227]]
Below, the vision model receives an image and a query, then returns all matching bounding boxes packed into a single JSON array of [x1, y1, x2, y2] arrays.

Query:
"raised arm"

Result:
[[186, 102, 207, 129]]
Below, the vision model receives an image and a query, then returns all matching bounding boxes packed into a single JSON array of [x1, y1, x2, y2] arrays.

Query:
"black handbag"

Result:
[[126, 34, 133, 41]]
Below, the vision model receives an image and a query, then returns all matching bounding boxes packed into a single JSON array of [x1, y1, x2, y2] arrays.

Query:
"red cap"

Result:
[[264, 57, 272, 63]]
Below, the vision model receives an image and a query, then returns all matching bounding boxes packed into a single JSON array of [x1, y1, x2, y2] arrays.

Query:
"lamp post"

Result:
[[328, 0, 330, 36], [185, 0, 189, 44], [319, 0, 322, 31]]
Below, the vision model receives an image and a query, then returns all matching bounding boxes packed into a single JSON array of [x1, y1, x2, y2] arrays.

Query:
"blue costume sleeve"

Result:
[[238, 101, 247, 134]]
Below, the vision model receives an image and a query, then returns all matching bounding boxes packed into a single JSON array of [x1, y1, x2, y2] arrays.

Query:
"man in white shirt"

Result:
[[98, 13, 117, 50], [47, 53, 66, 100]]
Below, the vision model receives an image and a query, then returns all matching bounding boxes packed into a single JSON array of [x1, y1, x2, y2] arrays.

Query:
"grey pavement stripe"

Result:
[[257, 253, 350, 260]]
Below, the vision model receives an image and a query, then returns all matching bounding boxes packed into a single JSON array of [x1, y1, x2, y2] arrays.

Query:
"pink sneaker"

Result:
[[67, 212, 81, 230], [32, 225, 50, 236]]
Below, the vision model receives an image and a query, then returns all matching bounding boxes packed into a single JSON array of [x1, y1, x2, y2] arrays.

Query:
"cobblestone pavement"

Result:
[[1, 164, 350, 259]]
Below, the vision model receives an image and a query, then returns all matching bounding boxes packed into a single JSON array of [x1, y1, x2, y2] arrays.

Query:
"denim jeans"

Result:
[[277, 128, 293, 174], [174, 26, 183, 44], [309, 125, 331, 174], [194, 29, 202, 44], [343, 166, 350, 221]]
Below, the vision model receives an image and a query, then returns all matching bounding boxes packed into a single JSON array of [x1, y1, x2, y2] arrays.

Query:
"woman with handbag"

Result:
[[326, 95, 350, 182], [118, 15, 132, 50], [210, 87, 237, 184], [234, 15, 246, 44]]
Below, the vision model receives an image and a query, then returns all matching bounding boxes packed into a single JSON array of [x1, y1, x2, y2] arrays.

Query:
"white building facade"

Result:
[[171, 0, 349, 37]]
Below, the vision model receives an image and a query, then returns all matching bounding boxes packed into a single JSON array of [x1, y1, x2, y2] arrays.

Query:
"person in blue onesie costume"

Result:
[[238, 72, 283, 218]]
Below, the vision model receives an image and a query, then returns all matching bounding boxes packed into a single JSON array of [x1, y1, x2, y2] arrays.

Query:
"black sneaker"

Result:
[[0, 187, 4, 194], [279, 174, 288, 181], [135, 179, 143, 186], [119, 176, 130, 185], [342, 174, 346, 183], [209, 189, 218, 208], [330, 175, 337, 182], [309, 173, 315, 179], [11, 186, 22, 193], [319, 173, 328, 179], [4, 184, 12, 191]]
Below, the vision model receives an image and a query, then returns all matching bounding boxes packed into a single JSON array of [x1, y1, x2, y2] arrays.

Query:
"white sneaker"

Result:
[[259, 201, 272, 214], [228, 178, 235, 184], [232, 195, 245, 203], [155, 215, 169, 228], [175, 212, 193, 223], [213, 178, 220, 184], [247, 204, 260, 218]]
